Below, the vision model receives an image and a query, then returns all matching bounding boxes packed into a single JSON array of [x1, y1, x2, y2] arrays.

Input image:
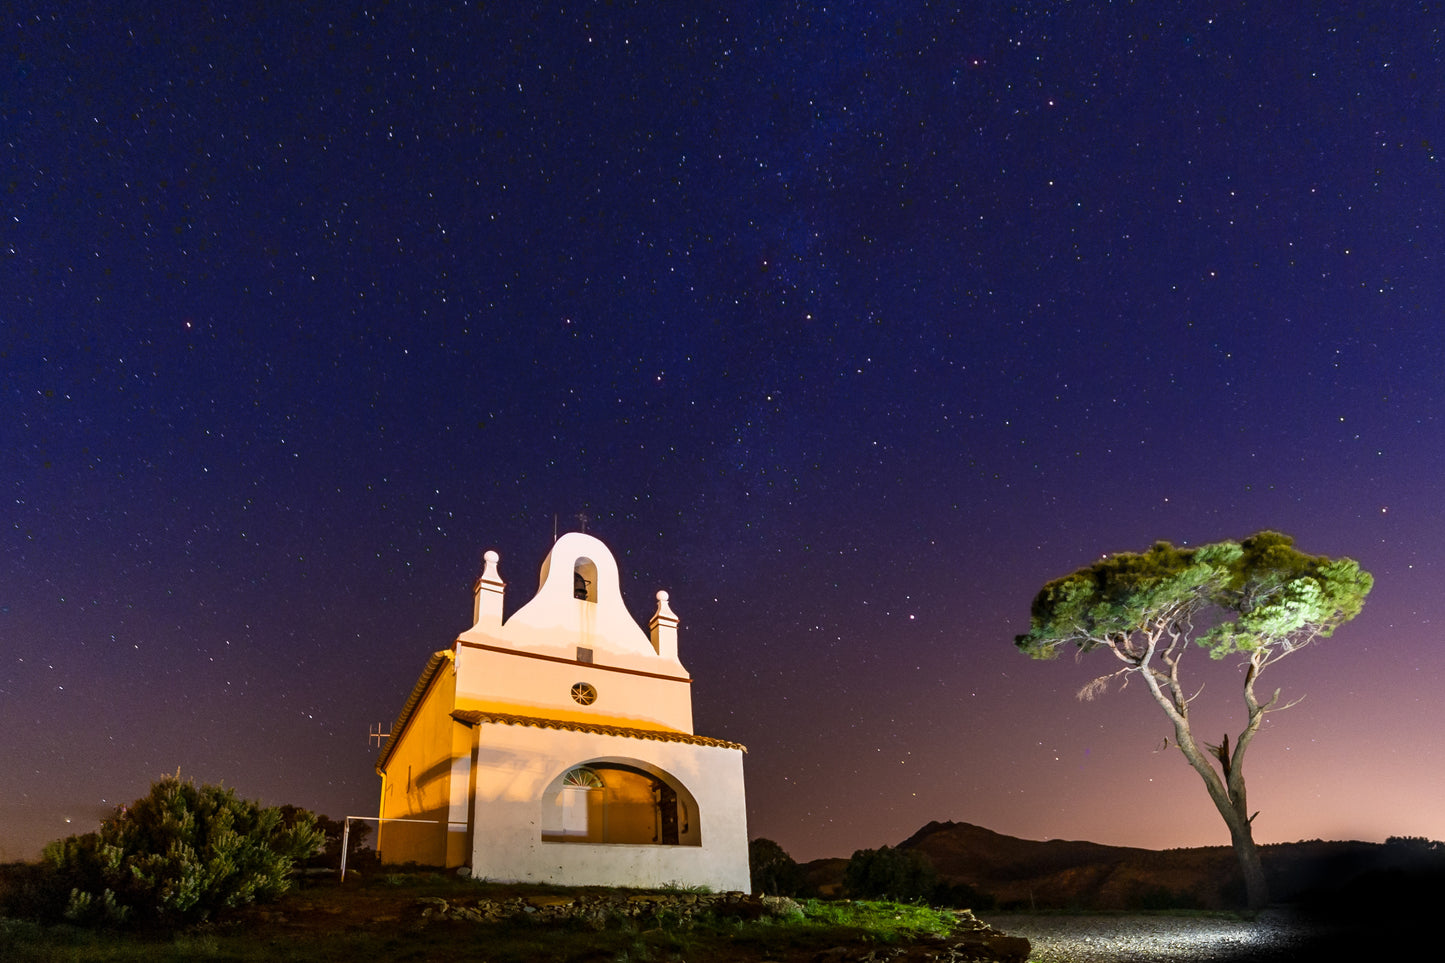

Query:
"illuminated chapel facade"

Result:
[[374, 532, 749, 890]]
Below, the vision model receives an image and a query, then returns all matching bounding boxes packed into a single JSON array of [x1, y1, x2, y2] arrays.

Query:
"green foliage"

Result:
[[792, 898, 958, 941], [35, 776, 324, 927], [843, 846, 937, 903], [1015, 530, 1372, 662], [278, 806, 373, 870], [748, 837, 809, 897]]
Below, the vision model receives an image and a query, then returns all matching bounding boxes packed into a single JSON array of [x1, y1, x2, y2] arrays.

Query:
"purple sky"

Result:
[[4, 1, 1444, 863]]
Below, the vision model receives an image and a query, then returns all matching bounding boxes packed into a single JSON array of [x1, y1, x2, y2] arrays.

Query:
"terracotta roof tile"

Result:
[[450, 709, 746, 751]]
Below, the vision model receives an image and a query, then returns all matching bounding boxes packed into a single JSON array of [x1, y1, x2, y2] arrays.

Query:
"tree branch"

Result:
[[1077, 669, 1130, 702]]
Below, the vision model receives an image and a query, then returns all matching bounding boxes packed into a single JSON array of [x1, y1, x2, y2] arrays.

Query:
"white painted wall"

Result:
[[466, 721, 749, 892]]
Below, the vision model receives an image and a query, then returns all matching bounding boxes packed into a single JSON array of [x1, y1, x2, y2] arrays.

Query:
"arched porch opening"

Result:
[[540, 758, 700, 846]]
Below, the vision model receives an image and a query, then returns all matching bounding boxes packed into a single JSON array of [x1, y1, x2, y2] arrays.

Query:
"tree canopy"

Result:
[[1015, 530, 1372, 667]]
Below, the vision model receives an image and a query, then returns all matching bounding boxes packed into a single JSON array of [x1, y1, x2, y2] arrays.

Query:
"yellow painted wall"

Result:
[[377, 656, 466, 866], [592, 768, 659, 844], [540, 766, 677, 844]]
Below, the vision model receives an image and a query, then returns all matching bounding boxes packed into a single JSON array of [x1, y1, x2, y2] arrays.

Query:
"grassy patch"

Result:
[[788, 899, 958, 940]]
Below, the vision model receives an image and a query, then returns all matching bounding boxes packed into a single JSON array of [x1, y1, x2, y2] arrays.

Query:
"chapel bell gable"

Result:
[[463, 532, 690, 689]]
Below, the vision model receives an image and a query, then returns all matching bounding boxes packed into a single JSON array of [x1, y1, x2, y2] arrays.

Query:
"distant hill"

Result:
[[803, 821, 1445, 912]]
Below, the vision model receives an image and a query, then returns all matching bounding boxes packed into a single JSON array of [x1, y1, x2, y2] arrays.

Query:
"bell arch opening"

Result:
[[573, 557, 598, 601], [540, 759, 700, 846]]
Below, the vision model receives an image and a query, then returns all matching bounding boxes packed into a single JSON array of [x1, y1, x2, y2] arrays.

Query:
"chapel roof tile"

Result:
[[450, 709, 746, 751]]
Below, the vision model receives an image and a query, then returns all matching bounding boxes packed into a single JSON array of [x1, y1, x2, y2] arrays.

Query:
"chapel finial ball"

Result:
[[657, 590, 669, 601], [484, 550, 499, 563]]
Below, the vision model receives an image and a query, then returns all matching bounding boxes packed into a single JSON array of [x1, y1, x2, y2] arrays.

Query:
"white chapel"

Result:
[[374, 532, 750, 891]]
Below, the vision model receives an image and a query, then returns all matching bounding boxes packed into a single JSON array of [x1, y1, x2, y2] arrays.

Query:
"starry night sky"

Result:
[[4, 2, 1444, 864]]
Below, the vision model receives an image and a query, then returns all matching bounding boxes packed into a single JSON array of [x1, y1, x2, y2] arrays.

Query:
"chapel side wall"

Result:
[[468, 724, 749, 891], [377, 662, 460, 867], [453, 645, 694, 732]]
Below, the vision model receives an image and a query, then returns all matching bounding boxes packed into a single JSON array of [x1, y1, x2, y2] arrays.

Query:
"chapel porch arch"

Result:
[[540, 758, 700, 846]]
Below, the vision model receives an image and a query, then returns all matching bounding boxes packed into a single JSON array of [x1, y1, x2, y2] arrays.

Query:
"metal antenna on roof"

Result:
[[553, 514, 558, 542]]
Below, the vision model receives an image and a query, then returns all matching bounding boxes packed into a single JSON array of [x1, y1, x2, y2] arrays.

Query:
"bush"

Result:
[[36, 776, 324, 927], [279, 806, 375, 871], [843, 846, 937, 903], [931, 878, 995, 911], [748, 838, 809, 897]]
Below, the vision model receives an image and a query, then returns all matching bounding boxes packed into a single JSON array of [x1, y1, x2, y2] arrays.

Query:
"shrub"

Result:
[[279, 806, 375, 870], [748, 838, 809, 897], [37, 776, 323, 926], [843, 846, 937, 903], [931, 878, 995, 911]]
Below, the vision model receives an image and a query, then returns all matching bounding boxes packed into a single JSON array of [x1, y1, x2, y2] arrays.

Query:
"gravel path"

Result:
[[979, 910, 1333, 962]]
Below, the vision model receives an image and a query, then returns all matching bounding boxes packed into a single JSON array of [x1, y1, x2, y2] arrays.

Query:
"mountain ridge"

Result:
[[805, 820, 1440, 911]]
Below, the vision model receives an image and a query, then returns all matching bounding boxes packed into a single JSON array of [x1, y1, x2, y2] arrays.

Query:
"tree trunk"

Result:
[[1178, 752, 1269, 908], [1139, 674, 1272, 909], [1224, 816, 1269, 910], [1203, 733, 1271, 909]]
